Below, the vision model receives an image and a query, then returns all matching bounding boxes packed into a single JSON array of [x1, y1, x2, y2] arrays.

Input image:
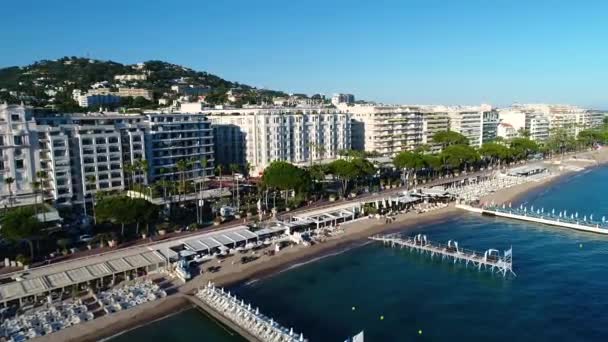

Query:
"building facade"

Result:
[[421, 110, 449, 153], [345, 105, 424, 156], [0, 104, 40, 205], [144, 114, 214, 183], [331, 94, 355, 106], [206, 108, 351, 174], [2, 105, 214, 209]]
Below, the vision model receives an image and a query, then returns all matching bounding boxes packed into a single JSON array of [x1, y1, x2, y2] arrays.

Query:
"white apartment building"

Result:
[[331, 94, 355, 106], [342, 105, 424, 156], [36, 114, 148, 205], [206, 108, 350, 174], [116, 88, 153, 100], [0, 103, 40, 205], [443, 106, 486, 147], [30, 109, 214, 208], [114, 74, 147, 82], [500, 104, 603, 141], [421, 110, 449, 153], [496, 122, 517, 140], [526, 114, 550, 142]]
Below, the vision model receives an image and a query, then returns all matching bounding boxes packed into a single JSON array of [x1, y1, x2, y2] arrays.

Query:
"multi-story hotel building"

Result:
[[205, 107, 350, 174], [0, 103, 40, 205], [421, 109, 449, 153], [143, 114, 214, 183], [1, 105, 214, 209], [342, 105, 424, 156], [439, 104, 498, 147], [499, 104, 604, 142]]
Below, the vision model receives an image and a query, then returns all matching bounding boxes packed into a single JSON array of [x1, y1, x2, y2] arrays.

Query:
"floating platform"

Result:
[[195, 282, 306, 342], [457, 204, 608, 235], [370, 234, 515, 277]]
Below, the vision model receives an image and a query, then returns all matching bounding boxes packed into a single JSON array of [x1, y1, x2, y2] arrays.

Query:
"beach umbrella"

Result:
[[571, 214, 574, 219], [541, 208, 544, 213], [537, 209, 540, 214], [576, 212, 579, 218], [509, 202, 512, 208], [524, 207, 527, 212], [531, 205, 534, 211], [552, 209, 555, 215], [559, 212, 562, 218], [584, 216, 587, 222], [602, 216, 605, 223], [590, 214, 593, 221], [520, 204, 523, 210]]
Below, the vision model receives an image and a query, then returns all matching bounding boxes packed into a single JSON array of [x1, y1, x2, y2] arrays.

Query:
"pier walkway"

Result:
[[195, 282, 306, 342], [457, 204, 608, 235], [370, 234, 514, 277]]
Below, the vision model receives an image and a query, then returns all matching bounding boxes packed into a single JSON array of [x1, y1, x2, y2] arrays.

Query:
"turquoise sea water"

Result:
[[115, 166, 608, 341]]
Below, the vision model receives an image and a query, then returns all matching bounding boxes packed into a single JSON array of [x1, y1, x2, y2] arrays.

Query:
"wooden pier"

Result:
[[457, 204, 608, 235], [370, 234, 515, 277], [195, 282, 306, 342]]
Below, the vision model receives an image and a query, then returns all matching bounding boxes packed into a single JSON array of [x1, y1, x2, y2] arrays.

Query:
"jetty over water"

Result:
[[370, 234, 515, 277], [457, 203, 608, 235], [195, 282, 306, 342]]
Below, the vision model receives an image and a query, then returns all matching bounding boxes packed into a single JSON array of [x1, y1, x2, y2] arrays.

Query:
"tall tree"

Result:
[[432, 131, 469, 148], [327, 159, 359, 197], [176, 159, 190, 203], [479, 142, 511, 166], [1, 207, 41, 259], [440, 145, 480, 170], [509, 137, 539, 160]]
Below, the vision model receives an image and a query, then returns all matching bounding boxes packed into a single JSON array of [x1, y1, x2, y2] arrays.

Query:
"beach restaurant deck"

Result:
[[0, 226, 288, 308], [507, 165, 547, 177], [290, 202, 361, 229]]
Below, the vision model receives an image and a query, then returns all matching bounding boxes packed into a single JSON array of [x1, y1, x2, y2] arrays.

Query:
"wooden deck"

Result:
[[370, 234, 515, 277]]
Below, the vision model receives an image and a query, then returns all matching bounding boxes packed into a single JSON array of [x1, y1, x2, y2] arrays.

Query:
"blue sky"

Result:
[[1, 0, 607, 108]]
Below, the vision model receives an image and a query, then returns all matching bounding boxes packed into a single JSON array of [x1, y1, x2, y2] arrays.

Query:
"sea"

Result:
[[111, 166, 608, 342]]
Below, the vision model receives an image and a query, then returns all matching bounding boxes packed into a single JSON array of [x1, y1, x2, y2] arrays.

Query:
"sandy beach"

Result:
[[32, 148, 608, 342]]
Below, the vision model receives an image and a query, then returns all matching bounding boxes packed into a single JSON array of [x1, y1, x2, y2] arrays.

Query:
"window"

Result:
[[11, 114, 19, 121], [15, 160, 24, 169], [13, 136, 22, 145]]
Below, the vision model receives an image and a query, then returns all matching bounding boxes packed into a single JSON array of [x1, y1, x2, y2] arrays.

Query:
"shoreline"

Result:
[[33, 150, 608, 342]]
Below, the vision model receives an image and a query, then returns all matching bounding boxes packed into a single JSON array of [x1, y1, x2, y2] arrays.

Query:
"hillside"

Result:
[[0, 57, 288, 111]]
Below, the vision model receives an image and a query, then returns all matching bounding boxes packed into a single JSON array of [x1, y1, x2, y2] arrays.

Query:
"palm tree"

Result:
[[176, 159, 189, 203], [229, 163, 241, 209], [158, 168, 168, 200], [124, 163, 135, 191], [216, 164, 224, 195], [200, 158, 208, 191], [138, 159, 149, 186], [4, 177, 15, 207], [31, 180, 41, 215], [86, 175, 97, 224]]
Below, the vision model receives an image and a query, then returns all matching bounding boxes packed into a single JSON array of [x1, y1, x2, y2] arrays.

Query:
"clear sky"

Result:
[[1, 0, 607, 108]]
